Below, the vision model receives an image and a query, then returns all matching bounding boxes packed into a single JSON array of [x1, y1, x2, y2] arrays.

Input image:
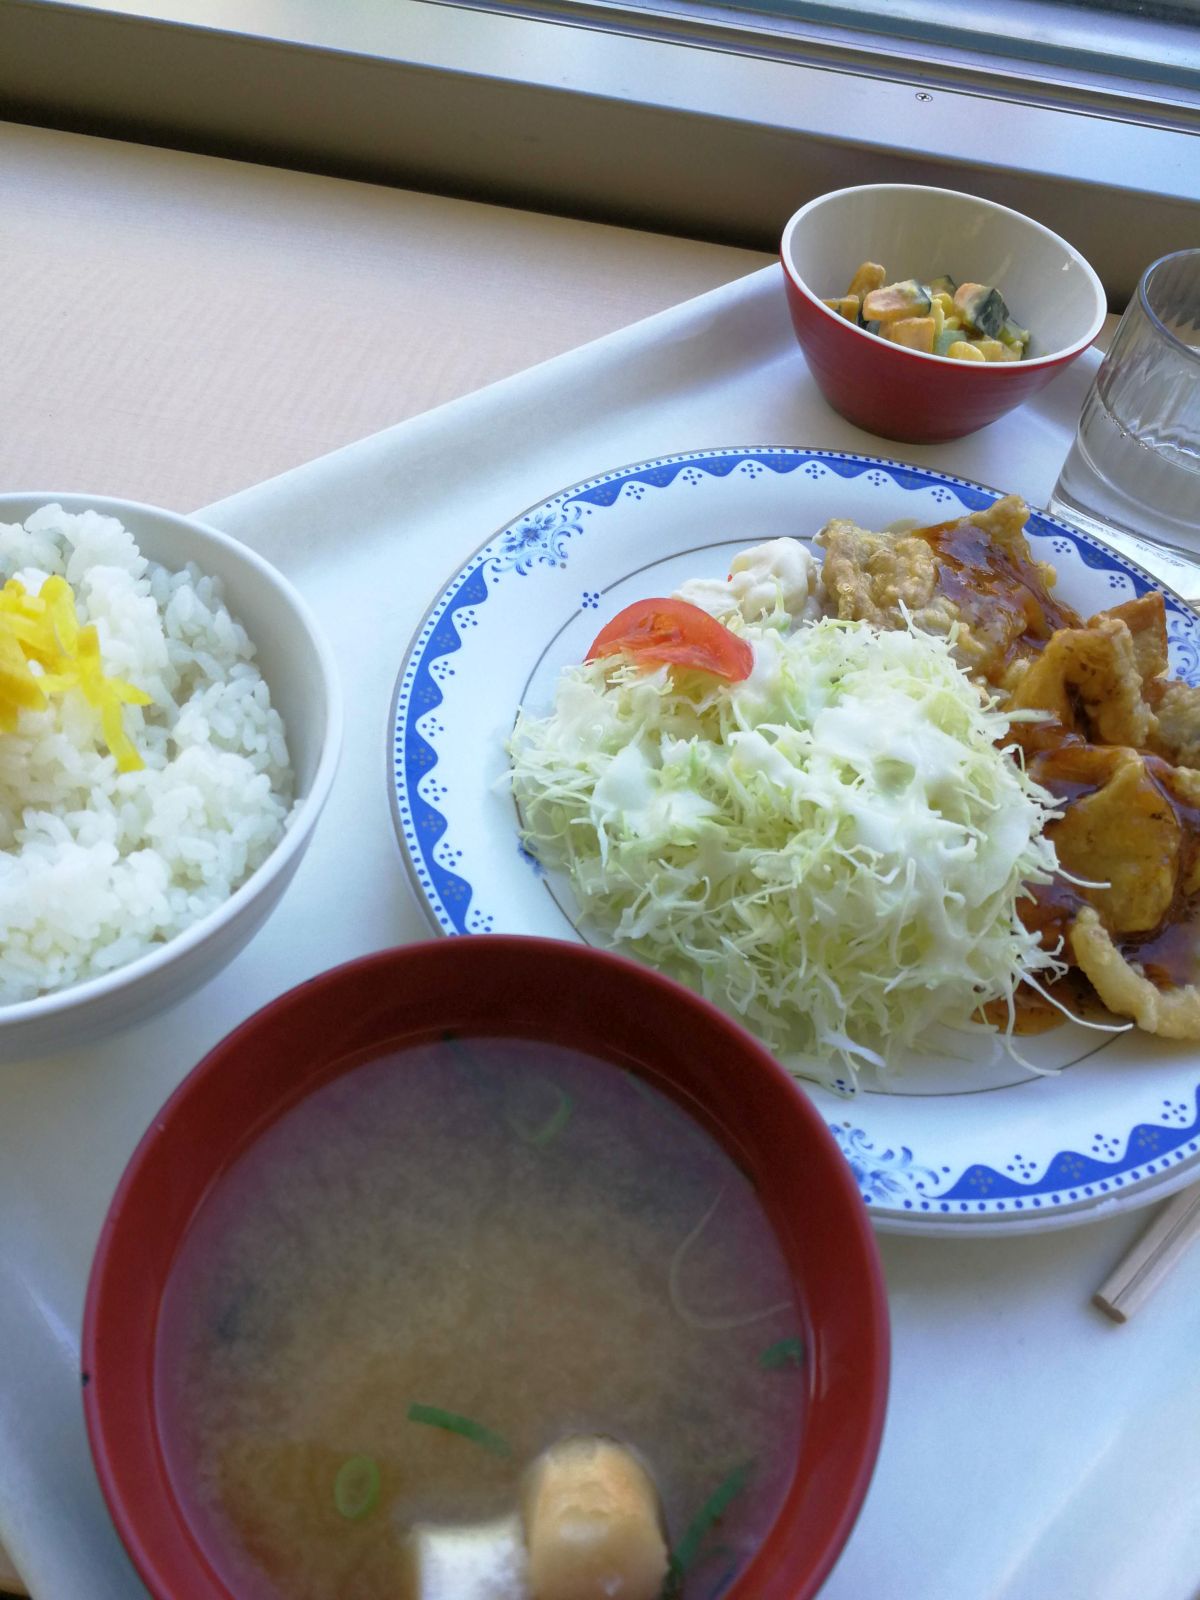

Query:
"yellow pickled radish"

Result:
[[0, 581, 51, 727], [43, 575, 80, 653], [0, 627, 48, 729], [0, 573, 150, 770]]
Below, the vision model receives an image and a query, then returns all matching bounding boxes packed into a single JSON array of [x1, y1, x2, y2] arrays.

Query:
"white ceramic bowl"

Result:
[[780, 183, 1108, 442], [0, 492, 342, 1060]]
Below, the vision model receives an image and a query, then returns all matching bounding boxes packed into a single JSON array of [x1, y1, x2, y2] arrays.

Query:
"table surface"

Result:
[[0, 116, 768, 1598], [0, 120, 768, 513]]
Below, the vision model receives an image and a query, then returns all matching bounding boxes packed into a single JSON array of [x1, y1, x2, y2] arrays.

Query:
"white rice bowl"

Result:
[[0, 504, 295, 1005]]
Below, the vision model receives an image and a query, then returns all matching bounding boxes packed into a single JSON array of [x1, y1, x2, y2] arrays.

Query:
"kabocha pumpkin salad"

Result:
[[824, 261, 1031, 361]]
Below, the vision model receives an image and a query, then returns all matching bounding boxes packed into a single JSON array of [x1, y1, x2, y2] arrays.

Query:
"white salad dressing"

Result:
[[673, 538, 822, 627]]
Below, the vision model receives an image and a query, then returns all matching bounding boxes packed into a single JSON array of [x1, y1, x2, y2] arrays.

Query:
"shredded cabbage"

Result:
[[509, 615, 1064, 1083]]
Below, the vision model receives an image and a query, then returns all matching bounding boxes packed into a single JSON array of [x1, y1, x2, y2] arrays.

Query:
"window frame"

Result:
[[1, 0, 1198, 303]]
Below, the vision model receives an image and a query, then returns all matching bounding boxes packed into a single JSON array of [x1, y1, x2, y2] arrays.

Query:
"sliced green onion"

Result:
[[333, 1455, 380, 1521], [442, 1031, 491, 1093], [445, 1034, 573, 1150], [407, 1403, 511, 1457], [759, 1336, 806, 1370], [665, 1460, 754, 1590], [506, 1078, 574, 1147]]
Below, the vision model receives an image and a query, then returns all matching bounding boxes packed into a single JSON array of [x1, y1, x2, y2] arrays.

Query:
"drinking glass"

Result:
[[1049, 249, 1200, 574]]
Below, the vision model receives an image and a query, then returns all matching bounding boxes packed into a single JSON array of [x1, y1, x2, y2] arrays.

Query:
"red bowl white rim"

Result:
[[780, 183, 1108, 371], [82, 936, 890, 1600]]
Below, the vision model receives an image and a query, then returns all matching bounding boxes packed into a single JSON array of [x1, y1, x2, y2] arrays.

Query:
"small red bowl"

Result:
[[781, 183, 1107, 444], [83, 936, 888, 1600]]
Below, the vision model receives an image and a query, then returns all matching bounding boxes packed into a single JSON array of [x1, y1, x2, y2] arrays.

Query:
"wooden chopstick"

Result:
[[0, 1537, 27, 1597], [1093, 1184, 1200, 1323]]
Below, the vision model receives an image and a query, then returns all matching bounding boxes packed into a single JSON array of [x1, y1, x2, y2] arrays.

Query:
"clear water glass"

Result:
[[1049, 249, 1200, 571]]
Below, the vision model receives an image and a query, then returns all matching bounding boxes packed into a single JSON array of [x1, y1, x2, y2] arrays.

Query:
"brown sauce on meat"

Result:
[[917, 516, 1082, 684], [1117, 758, 1200, 990], [1001, 737, 1200, 1022], [1032, 741, 1125, 808], [1012, 742, 1122, 956], [1131, 921, 1200, 989], [980, 969, 1109, 1035], [1022, 745, 1200, 1001], [874, 510, 1200, 1031], [1018, 876, 1085, 957], [1012, 717, 1083, 761]]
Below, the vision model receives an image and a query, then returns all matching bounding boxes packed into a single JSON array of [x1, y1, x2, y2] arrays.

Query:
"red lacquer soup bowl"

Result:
[[781, 183, 1107, 444], [83, 937, 888, 1600]]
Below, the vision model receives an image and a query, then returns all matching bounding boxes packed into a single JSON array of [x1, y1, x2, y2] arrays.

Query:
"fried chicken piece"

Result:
[[818, 518, 942, 627], [1090, 592, 1169, 683], [1071, 906, 1200, 1040], [817, 495, 1079, 685], [966, 493, 1048, 569], [1146, 677, 1200, 770], [1041, 748, 1180, 934], [1161, 762, 1200, 896], [1049, 757, 1200, 1037], [1079, 591, 1200, 774], [1079, 590, 1200, 771], [1010, 617, 1154, 749]]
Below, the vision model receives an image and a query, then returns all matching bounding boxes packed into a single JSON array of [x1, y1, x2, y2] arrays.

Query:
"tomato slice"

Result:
[[584, 597, 753, 682]]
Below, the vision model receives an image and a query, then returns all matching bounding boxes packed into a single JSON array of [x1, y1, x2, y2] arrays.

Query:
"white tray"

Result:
[[2, 266, 1199, 1600]]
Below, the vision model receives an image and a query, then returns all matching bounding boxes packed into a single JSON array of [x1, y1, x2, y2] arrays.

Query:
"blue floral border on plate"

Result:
[[390, 446, 1200, 1218], [830, 1087, 1200, 1213]]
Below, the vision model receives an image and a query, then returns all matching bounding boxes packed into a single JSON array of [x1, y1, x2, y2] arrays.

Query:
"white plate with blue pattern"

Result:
[[390, 447, 1200, 1234]]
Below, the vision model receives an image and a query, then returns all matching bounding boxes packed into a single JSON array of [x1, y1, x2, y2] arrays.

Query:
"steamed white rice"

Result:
[[0, 504, 294, 1004]]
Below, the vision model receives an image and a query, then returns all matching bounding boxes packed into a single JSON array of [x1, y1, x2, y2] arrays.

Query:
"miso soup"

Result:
[[155, 1036, 806, 1599]]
